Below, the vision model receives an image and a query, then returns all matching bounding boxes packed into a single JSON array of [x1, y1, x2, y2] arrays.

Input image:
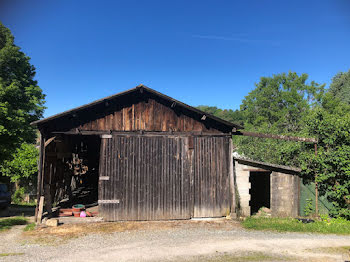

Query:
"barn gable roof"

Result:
[[31, 84, 244, 130]]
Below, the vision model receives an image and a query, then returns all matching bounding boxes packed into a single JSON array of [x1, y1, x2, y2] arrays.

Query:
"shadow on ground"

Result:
[[0, 204, 35, 218]]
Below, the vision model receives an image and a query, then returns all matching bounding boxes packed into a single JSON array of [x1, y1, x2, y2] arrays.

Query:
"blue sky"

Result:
[[1, 0, 350, 117]]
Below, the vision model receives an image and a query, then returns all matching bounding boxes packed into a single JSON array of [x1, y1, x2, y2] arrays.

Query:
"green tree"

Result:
[[0, 22, 45, 164], [234, 72, 324, 166], [197, 105, 245, 126], [0, 143, 38, 185], [301, 93, 350, 219], [329, 70, 350, 105]]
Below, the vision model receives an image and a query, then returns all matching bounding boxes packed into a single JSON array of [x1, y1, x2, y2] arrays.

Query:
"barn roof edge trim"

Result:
[[234, 156, 301, 174]]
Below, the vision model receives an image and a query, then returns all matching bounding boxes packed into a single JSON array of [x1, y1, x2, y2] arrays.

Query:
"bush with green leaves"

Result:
[[0, 143, 38, 195], [304, 199, 314, 216], [12, 187, 25, 204], [301, 94, 350, 219]]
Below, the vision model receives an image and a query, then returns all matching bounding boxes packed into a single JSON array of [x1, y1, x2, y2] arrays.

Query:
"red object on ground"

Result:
[[59, 212, 72, 217], [59, 208, 73, 217], [72, 204, 85, 213], [73, 211, 81, 217]]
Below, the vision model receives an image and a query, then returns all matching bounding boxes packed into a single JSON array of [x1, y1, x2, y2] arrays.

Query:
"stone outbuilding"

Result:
[[234, 156, 301, 217]]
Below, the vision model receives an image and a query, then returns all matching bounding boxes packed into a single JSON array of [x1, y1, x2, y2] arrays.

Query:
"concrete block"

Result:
[[46, 218, 59, 227], [237, 188, 250, 195], [240, 207, 251, 217], [240, 195, 251, 202]]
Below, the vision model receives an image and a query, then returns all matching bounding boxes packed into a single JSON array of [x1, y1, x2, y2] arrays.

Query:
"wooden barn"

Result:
[[32, 85, 243, 221]]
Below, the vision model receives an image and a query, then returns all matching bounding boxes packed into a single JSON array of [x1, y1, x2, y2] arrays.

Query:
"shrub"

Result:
[[12, 187, 25, 204]]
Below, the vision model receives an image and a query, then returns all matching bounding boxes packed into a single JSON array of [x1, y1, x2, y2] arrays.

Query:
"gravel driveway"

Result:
[[1, 219, 350, 262]]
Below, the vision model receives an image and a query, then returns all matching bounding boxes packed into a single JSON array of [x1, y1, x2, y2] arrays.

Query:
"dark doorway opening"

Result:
[[70, 135, 100, 207], [249, 172, 271, 215], [56, 135, 101, 209]]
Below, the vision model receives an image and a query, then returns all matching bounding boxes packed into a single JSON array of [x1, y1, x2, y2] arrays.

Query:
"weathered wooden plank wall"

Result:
[[193, 136, 231, 218], [99, 134, 232, 221], [99, 134, 191, 221], [78, 98, 218, 133]]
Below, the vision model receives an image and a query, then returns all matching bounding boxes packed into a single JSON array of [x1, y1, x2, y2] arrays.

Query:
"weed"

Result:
[[23, 222, 35, 231], [304, 198, 314, 216]]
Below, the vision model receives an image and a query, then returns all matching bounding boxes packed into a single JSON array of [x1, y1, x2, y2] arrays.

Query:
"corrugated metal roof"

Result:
[[31, 84, 244, 129], [234, 156, 301, 174]]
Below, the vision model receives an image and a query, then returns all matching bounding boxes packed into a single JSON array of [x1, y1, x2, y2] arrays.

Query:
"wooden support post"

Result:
[[35, 133, 45, 222], [37, 196, 45, 224], [229, 138, 236, 218]]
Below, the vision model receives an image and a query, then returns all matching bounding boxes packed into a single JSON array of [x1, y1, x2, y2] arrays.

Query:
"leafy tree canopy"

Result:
[[241, 72, 324, 132], [235, 72, 325, 166], [0, 22, 45, 164], [196, 105, 244, 126], [329, 70, 350, 105]]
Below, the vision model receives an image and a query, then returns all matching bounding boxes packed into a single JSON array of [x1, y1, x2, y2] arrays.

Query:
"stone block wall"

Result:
[[271, 172, 300, 217], [234, 160, 251, 216], [234, 161, 300, 217]]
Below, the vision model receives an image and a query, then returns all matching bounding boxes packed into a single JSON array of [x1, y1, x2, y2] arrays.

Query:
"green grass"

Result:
[[173, 252, 293, 262], [0, 217, 28, 231], [0, 252, 24, 257], [242, 217, 350, 235], [23, 222, 35, 231]]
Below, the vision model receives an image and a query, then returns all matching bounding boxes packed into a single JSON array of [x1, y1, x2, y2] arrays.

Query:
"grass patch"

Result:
[[174, 251, 293, 262], [23, 222, 35, 231], [242, 217, 350, 235], [11, 202, 36, 207], [309, 246, 350, 254], [0, 252, 24, 257], [0, 217, 28, 231]]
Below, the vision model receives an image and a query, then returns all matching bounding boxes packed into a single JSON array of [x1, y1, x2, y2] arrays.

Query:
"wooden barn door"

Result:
[[99, 134, 191, 221], [192, 136, 231, 218]]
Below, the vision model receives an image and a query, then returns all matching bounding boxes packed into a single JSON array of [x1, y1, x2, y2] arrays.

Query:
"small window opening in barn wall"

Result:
[[249, 171, 271, 215]]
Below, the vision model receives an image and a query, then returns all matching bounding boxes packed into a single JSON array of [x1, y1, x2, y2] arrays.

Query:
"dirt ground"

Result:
[[1, 219, 350, 262]]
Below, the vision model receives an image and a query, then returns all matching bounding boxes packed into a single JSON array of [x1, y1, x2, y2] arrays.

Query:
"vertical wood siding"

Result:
[[99, 134, 191, 221], [193, 136, 231, 217], [77, 98, 219, 133]]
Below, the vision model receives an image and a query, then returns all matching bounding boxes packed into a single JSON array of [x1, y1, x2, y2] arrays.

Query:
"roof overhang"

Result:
[[234, 156, 301, 175]]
